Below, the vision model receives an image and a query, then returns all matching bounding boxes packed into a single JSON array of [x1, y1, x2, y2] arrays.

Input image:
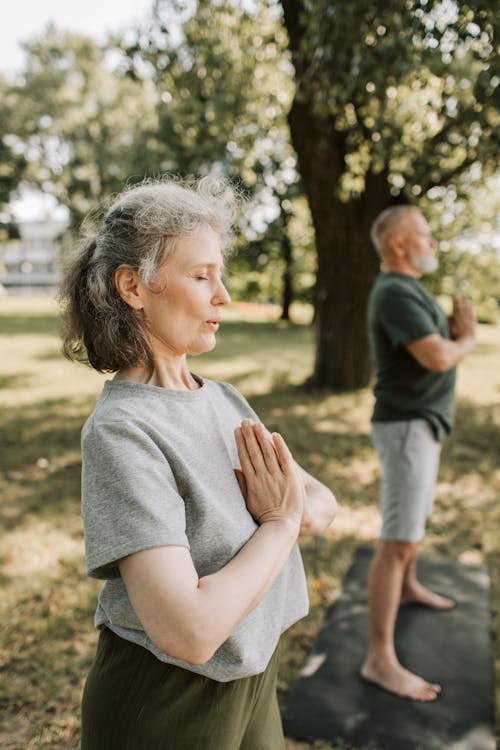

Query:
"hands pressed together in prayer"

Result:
[[234, 419, 305, 530]]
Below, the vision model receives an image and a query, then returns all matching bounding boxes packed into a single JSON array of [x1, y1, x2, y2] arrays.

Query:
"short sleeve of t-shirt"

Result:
[[82, 417, 189, 579], [377, 286, 438, 347]]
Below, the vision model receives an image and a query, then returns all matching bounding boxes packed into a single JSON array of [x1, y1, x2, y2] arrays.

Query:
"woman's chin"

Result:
[[189, 337, 217, 356]]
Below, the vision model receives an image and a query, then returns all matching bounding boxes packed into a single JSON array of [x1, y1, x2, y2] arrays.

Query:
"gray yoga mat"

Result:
[[282, 546, 496, 750]]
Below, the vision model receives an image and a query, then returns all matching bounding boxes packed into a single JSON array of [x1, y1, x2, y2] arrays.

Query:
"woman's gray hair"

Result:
[[60, 176, 239, 372], [370, 205, 417, 257]]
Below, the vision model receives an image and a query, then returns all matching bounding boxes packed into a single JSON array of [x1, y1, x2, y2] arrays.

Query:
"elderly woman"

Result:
[[60, 176, 337, 750]]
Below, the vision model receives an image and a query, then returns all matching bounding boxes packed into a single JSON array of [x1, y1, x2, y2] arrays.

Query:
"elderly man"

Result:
[[362, 205, 476, 701]]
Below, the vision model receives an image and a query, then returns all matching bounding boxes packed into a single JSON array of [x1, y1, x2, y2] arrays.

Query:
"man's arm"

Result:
[[405, 296, 475, 372]]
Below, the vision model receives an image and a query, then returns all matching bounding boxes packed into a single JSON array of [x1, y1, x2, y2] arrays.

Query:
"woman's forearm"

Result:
[[119, 517, 300, 666], [297, 466, 338, 536], [196, 518, 300, 656]]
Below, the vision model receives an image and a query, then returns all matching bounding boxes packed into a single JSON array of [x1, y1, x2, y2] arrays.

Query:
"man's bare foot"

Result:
[[360, 658, 441, 702], [401, 582, 455, 610]]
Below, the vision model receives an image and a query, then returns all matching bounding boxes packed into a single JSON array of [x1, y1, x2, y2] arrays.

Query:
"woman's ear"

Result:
[[114, 265, 145, 310]]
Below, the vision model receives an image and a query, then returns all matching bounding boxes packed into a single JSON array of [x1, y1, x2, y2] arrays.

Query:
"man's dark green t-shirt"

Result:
[[367, 272, 456, 441]]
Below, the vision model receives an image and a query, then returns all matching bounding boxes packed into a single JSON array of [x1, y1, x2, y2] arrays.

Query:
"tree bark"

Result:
[[311, 184, 387, 390], [280, 209, 293, 321]]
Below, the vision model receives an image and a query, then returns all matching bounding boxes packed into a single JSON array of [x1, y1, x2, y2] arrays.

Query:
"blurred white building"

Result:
[[0, 219, 67, 295]]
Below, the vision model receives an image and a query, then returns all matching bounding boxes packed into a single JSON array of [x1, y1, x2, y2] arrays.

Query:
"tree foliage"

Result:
[[0, 74, 26, 236], [280, 0, 500, 389], [289, 0, 499, 197], [9, 25, 159, 228]]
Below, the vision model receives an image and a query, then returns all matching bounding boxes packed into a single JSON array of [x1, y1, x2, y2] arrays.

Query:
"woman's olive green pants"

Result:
[[81, 628, 286, 750]]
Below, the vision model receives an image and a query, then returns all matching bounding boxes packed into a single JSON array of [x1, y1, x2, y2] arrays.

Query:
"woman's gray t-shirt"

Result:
[[81, 377, 309, 682]]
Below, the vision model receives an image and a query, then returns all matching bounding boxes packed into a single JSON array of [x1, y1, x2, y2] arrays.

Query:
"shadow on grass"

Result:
[[441, 398, 500, 479], [0, 396, 96, 534], [0, 397, 91, 467], [0, 557, 98, 749], [0, 312, 60, 336], [0, 372, 34, 390]]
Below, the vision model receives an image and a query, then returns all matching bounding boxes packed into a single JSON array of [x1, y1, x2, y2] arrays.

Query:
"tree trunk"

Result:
[[281, 0, 392, 390], [289, 98, 391, 389], [311, 189, 385, 390], [280, 210, 293, 321]]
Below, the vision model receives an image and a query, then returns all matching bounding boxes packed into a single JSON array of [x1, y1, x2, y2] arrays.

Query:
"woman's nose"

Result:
[[214, 280, 231, 305]]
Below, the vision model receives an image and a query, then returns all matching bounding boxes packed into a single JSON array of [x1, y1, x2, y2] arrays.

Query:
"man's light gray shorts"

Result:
[[372, 419, 441, 543]]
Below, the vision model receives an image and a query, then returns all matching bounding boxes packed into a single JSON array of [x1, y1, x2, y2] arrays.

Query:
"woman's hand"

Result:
[[234, 419, 304, 528]]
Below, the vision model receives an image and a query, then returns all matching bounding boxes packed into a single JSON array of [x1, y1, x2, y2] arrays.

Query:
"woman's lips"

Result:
[[205, 320, 220, 331]]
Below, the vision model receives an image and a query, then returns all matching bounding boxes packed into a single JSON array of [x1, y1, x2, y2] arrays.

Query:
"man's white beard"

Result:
[[409, 252, 439, 274]]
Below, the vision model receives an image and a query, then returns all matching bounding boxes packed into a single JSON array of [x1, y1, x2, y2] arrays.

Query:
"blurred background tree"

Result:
[[280, 0, 500, 388], [421, 173, 500, 323], [8, 24, 159, 230], [0, 74, 25, 240]]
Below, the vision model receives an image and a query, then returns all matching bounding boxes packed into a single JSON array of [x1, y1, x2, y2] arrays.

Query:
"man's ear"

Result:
[[386, 232, 405, 259], [114, 265, 145, 310]]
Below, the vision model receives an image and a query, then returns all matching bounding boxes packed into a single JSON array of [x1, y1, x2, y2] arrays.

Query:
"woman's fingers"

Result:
[[236, 420, 294, 478], [235, 425, 255, 476], [253, 422, 280, 472], [238, 420, 275, 474], [234, 420, 303, 526], [271, 432, 294, 473]]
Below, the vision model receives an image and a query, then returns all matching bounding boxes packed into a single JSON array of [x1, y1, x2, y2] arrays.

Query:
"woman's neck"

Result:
[[115, 358, 201, 390]]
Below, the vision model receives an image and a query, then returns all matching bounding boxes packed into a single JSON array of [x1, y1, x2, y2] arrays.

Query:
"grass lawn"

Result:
[[0, 296, 499, 750]]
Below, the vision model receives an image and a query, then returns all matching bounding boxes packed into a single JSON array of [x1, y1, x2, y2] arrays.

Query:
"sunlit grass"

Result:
[[0, 296, 499, 749]]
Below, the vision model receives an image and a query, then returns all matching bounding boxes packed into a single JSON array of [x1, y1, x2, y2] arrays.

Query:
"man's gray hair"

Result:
[[370, 205, 418, 256]]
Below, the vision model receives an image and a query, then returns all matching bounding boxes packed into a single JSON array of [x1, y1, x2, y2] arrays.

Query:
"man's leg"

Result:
[[361, 539, 441, 701], [364, 420, 448, 700], [401, 548, 454, 609], [398, 424, 453, 610]]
